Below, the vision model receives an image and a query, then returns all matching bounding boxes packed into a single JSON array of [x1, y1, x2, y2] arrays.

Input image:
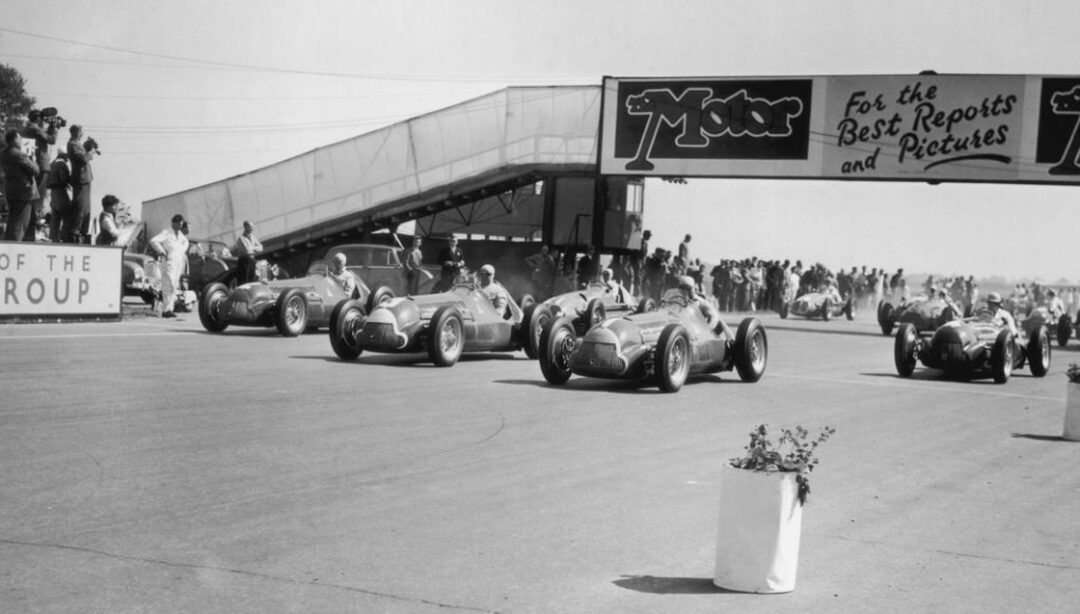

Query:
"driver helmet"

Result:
[[1049, 288, 1057, 297], [479, 264, 494, 277], [332, 253, 347, 267], [986, 291, 1002, 307], [678, 275, 696, 292]]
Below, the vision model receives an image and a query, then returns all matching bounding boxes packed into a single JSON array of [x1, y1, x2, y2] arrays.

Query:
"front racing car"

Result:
[[780, 291, 853, 321]]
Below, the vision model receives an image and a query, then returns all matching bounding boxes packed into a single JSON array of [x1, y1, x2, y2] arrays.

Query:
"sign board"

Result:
[[600, 74, 1080, 184], [0, 241, 123, 319]]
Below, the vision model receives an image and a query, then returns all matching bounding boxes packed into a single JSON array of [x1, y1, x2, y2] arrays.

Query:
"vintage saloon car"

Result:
[[893, 308, 1050, 383], [877, 294, 961, 336], [520, 281, 654, 359], [198, 269, 393, 336], [328, 277, 528, 366], [538, 288, 767, 393], [779, 291, 854, 321], [122, 252, 161, 304]]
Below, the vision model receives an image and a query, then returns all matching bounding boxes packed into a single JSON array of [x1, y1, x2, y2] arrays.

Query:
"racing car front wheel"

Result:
[[778, 301, 789, 319], [428, 306, 465, 367], [522, 303, 552, 360], [539, 317, 575, 385], [656, 323, 691, 393], [894, 323, 918, 377], [636, 298, 657, 314], [991, 330, 1014, 384], [1057, 315, 1072, 347], [584, 298, 606, 329], [878, 302, 894, 335], [734, 318, 767, 383], [821, 298, 833, 321], [198, 282, 229, 333], [366, 286, 395, 314], [329, 299, 366, 360], [276, 289, 309, 337], [1028, 324, 1051, 377]]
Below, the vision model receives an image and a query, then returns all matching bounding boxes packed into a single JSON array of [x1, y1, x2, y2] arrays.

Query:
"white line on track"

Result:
[[770, 372, 1062, 402]]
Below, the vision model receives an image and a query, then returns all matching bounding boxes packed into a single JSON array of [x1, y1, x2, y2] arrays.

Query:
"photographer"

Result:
[[1, 130, 40, 242], [65, 124, 98, 243], [23, 110, 58, 236]]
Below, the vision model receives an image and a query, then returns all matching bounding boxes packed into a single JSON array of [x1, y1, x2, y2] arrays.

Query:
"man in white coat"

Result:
[[149, 214, 190, 318]]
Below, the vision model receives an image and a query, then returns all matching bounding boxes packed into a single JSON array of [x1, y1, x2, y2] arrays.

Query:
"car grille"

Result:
[[361, 322, 403, 348]]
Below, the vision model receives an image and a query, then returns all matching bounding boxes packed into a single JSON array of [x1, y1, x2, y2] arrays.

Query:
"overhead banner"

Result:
[[600, 74, 1080, 184], [0, 241, 123, 319]]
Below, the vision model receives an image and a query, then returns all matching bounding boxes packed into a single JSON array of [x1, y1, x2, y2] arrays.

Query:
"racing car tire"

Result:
[[329, 299, 366, 360], [734, 317, 768, 383], [1057, 315, 1072, 347], [519, 294, 535, 311], [991, 330, 1014, 384], [366, 286, 395, 314], [822, 298, 833, 321], [276, 288, 308, 337], [894, 323, 918, 377], [1028, 324, 1051, 377], [656, 323, 691, 393], [522, 303, 552, 360], [844, 299, 854, 321], [539, 316, 575, 385], [140, 290, 157, 306], [778, 301, 789, 319], [635, 297, 657, 314], [584, 298, 606, 330], [428, 306, 465, 367], [198, 282, 230, 332], [878, 302, 894, 336]]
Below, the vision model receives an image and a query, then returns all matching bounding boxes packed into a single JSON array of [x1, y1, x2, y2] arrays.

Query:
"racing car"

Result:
[[199, 269, 393, 336], [538, 288, 767, 392], [1021, 306, 1074, 347], [520, 281, 655, 359], [328, 275, 530, 366], [877, 295, 960, 336], [893, 309, 1050, 383], [779, 291, 853, 321]]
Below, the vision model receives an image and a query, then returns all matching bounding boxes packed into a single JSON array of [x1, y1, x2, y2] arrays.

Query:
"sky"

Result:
[[2, 0, 1078, 283]]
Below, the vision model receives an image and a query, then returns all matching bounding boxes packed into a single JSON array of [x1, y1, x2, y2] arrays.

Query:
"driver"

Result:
[[678, 275, 733, 337], [983, 291, 1019, 337], [328, 252, 359, 297], [600, 268, 627, 303], [478, 264, 511, 317], [1046, 288, 1066, 319]]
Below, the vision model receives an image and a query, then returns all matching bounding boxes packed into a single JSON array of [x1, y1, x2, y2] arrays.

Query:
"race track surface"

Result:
[[2, 305, 1079, 613]]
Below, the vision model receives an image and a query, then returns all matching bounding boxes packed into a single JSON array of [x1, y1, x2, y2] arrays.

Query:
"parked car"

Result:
[[328, 275, 528, 366], [779, 291, 853, 321], [877, 294, 960, 336], [186, 239, 237, 293], [521, 281, 654, 359], [122, 252, 161, 304], [198, 270, 393, 336], [893, 308, 1050, 383], [538, 288, 767, 393]]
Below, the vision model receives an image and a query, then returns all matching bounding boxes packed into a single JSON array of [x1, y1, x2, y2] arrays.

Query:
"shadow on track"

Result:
[[613, 575, 733, 594], [495, 373, 754, 394], [766, 323, 885, 339], [289, 352, 523, 366], [1011, 433, 1075, 442]]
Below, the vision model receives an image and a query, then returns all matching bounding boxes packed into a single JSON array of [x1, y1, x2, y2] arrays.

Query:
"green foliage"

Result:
[[0, 63, 36, 125], [730, 424, 836, 506]]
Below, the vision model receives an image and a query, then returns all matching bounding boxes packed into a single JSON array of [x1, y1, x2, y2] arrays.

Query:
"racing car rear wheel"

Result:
[[656, 323, 691, 392], [522, 303, 552, 360], [734, 318, 768, 383], [1057, 315, 1072, 347], [276, 289, 308, 337], [991, 330, 1014, 384], [778, 301, 789, 319], [198, 282, 229, 332], [366, 286, 395, 314], [584, 298, 606, 329], [821, 298, 833, 321], [329, 299, 366, 360], [539, 317, 575, 385], [428, 306, 465, 367], [894, 323, 918, 377], [844, 299, 854, 321], [636, 297, 656, 314], [1028, 324, 1051, 377], [878, 302, 894, 335]]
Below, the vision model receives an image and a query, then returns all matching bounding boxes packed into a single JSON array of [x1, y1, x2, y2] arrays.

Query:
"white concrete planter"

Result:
[[713, 464, 803, 593], [1065, 383, 1080, 441]]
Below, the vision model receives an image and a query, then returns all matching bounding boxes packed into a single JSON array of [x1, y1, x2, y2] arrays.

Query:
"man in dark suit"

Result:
[[66, 124, 97, 243], [434, 236, 465, 292], [1, 130, 40, 242]]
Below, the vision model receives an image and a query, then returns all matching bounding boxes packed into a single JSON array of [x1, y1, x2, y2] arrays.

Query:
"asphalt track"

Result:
[[2, 303, 1079, 613]]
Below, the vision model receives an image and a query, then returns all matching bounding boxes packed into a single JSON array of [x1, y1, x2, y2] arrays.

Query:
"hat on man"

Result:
[[479, 264, 495, 276], [987, 292, 1002, 304]]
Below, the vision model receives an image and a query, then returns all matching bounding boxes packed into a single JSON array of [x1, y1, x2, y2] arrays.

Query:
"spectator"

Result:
[[65, 125, 97, 243], [434, 236, 465, 292], [678, 233, 692, 263], [149, 214, 190, 319], [95, 194, 121, 246], [22, 110, 57, 232], [233, 220, 263, 285], [525, 244, 556, 299], [174, 275, 198, 313], [47, 152, 71, 242], [576, 245, 597, 288], [402, 235, 424, 295], [633, 229, 652, 297], [1, 129, 40, 242]]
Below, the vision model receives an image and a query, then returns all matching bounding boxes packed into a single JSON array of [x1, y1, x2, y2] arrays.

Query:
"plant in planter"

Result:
[[714, 424, 835, 594], [729, 424, 836, 505]]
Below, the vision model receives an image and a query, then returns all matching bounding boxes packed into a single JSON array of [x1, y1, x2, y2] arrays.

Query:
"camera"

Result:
[[40, 107, 67, 129]]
